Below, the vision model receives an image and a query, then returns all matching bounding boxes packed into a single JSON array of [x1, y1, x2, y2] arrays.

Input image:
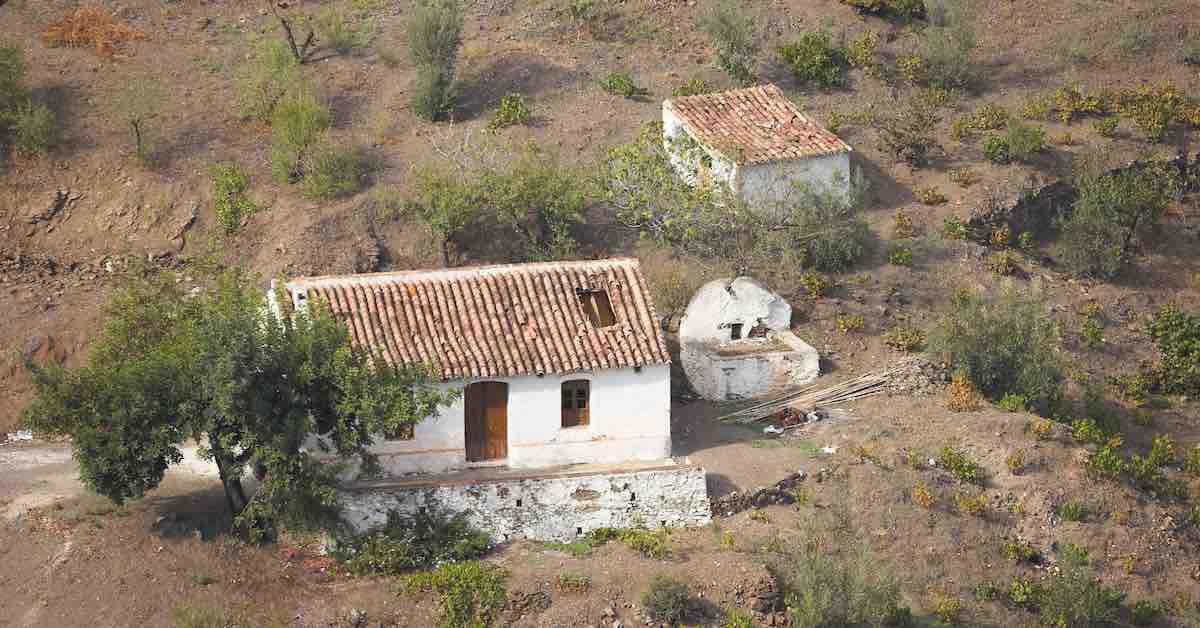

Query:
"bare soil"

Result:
[[3, 0, 1200, 625]]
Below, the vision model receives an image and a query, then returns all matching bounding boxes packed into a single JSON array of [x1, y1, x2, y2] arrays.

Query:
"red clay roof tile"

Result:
[[664, 84, 851, 165], [286, 258, 670, 380]]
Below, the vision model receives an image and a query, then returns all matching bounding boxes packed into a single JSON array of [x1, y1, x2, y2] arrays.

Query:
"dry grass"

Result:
[[42, 6, 146, 59], [946, 374, 982, 412]]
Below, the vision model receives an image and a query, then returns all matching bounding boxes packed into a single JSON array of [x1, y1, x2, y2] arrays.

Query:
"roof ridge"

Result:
[[289, 257, 642, 289]]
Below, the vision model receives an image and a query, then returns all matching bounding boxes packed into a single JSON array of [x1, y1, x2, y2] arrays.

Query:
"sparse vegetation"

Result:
[[887, 245, 913, 266], [877, 92, 941, 167], [1057, 500, 1087, 522], [885, 326, 925, 352], [1146, 304, 1200, 395], [836, 313, 865, 334], [210, 162, 257, 234], [700, 2, 758, 86], [912, 483, 936, 509], [599, 72, 647, 98], [334, 508, 492, 575], [938, 447, 984, 485], [642, 575, 691, 624], [672, 78, 713, 97], [407, 0, 463, 121], [403, 561, 508, 628], [778, 30, 848, 88], [915, 186, 947, 205], [933, 284, 1063, 414]]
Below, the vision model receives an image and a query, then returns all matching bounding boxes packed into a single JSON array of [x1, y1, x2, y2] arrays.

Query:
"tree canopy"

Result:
[[23, 265, 449, 540]]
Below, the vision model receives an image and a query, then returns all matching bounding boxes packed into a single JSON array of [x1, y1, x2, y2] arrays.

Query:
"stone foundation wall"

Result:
[[339, 463, 711, 542]]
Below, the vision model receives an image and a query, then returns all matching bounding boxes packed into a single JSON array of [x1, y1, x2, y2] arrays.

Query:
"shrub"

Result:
[[1008, 449, 1027, 475], [1111, 83, 1195, 142], [485, 145, 588, 261], [672, 78, 712, 97], [798, 272, 833, 298], [270, 85, 333, 184], [724, 608, 756, 628], [642, 575, 691, 624], [933, 595, 964, 623], [997, 393, 1026, 413], [939, 447, 984, 485], [0, 45, 26, 114], [1058, 164, 1176, 279], [487, 93, 532, 130], [839, 0, 925, 19], [408, 0, 463, 121], [846, 30, 881, 76], [700, 2, 758, 86], [1146, 304, 1200, 394], [42, 5, 146, 59], [210, 162, 257, 234], [7, 100, 56, 156], [985, 251, 1019, 277], [300, 139, 367, 200], [889, 210, 914, 238], [599, 72, 646, 98], [885, 326, 925, 352], [911, 483, 936, 509], [1093, 116, 1118, 137], [1184, 445, 1200, 476], [555, 572, 591, 594], [238, 38, 300, 123], [919, 0, 976, 89], [1053, 85, 1108, 123], [932, 285, 1063, 414], [954, 491, 987, 516], [877, 93, 940, 166], [1086, 444, 1126, 480], [948, 167, 977, 188], [1004, 120, 1047, 161], [1036, 554, 1124, 627], [617, 527, 671, 559], [1129, 434, 1176, 489], [778, 31, 847, 88], [1131, 600, 1162, 626], [316, 5, 363, 54], [950, 103, 1010, 141], [1029, 418, 1053, 440], [887, 245, 913, 266], [335, 508, 491, 575], [945, 374, 981, 411], [1008, 578, 1041, 609], [403, 561, 507, 628], [1057, 500, 1087, 522], [942, 215, 967, 239], [981, 134, 1010, 164], [776, 541, 911, 628], [836, 313, 865, 334], [1002, 539, 1040, 563], [915, 186, 946, 205]]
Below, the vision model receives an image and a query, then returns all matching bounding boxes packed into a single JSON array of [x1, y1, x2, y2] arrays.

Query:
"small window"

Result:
[[383, 423, 414, 441], [577, 289, 616, 328], [561, 379, 590, 428], [730, 323, 744, 340]]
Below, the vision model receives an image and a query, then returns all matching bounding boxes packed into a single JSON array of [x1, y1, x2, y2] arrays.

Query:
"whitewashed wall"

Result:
[[736, 151, 851, 208], [366, 364, 672, 476], [663, 102, 852, 208], [340, 462, 711, 541]]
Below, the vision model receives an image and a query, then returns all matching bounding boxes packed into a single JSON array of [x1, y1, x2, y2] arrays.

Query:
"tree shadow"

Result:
[[454, 55, 579, 121], [144, 482, 234, 541], [29, 84, 93, 158], [855, 153, 914, 213], [706, 472, 740, 498]]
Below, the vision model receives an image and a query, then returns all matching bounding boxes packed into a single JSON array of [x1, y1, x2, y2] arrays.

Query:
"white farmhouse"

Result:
[[280, 258, 710, 540], [663, 84, 852, 206]]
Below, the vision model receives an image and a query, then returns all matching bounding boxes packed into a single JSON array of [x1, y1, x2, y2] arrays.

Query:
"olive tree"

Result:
[[23, 265, 448, 540]]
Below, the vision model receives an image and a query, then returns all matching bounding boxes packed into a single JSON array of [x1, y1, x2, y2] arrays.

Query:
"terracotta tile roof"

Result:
[[285, 258, 671, 380], [664, 84, 851, 165]]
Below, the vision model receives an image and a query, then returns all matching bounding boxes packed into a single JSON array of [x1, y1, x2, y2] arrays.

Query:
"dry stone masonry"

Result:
[[340, 462, 711, 542]]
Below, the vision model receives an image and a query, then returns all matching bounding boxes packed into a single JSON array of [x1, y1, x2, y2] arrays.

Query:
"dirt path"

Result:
[[0, 440, 221, 521]]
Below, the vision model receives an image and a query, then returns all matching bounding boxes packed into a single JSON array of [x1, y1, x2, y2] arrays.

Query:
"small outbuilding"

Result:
[[662, 84, 852, 207], [679, 277, 820, 401]]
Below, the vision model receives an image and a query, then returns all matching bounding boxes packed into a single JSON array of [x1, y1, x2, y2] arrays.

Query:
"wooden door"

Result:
[[465, 381, 508, 462]]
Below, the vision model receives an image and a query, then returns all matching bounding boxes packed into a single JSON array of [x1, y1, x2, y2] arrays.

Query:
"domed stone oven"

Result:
[[679, 277, 820, 401]]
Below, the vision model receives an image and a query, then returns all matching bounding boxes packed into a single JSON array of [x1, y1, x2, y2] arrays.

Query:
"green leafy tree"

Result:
[[485, 145, 587, 261], [1058, 164, 1176, 279], [23, 266, 448, 539], [405, 163, 483, 267]]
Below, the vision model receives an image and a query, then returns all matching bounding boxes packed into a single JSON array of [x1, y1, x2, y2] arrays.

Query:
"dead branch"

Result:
[[266, 1, 315, 63]]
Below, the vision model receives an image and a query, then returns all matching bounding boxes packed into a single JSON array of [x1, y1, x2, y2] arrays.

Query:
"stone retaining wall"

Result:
[[339, 462, 711, 542]]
